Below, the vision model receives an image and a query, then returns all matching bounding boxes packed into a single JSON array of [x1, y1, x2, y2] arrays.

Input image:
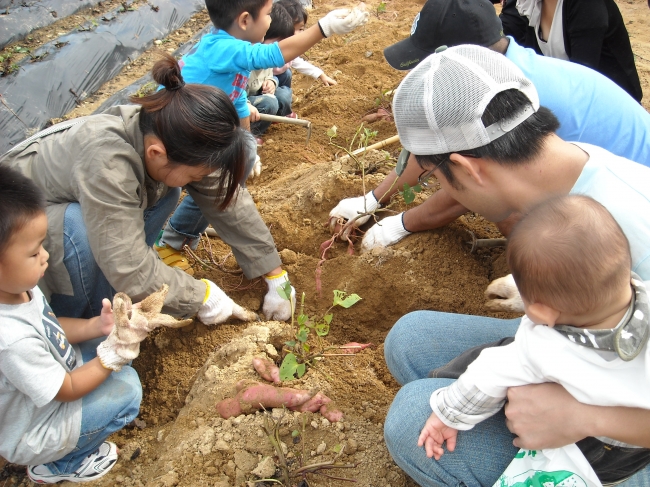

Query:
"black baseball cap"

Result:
[[383, 0, 503, 70]]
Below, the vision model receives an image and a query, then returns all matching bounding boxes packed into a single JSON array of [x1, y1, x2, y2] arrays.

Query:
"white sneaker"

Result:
[[27, 441, 118, 483]]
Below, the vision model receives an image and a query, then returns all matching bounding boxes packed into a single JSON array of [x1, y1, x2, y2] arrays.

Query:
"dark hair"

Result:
[[129, 53, 247, 210], [205, 0, 269, 30], [507, 195, 631, 314], [265, 3, 295, 40], [277, 0, 308, 25], [0, 165, 46, 255], [415, 89, 560, 188]]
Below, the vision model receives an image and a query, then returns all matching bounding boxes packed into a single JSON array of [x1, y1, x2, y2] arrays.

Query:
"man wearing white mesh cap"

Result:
[[383, 44, 650, 486], [328, 0, 650, 253]]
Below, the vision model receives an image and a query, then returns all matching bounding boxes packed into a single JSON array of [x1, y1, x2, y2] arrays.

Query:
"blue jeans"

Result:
[[249, 88, 292, 135], [43, 337, 142, 474], [276, 68, 292, 89], [49, 187, 181, 319], [383, 311, 650, 486], [160, 137, 257, 251]]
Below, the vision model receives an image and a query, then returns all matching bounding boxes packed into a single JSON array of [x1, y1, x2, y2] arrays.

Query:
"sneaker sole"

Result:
[[27, 442, 118, 484]]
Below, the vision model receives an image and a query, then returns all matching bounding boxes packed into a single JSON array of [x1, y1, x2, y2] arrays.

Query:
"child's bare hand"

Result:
[[261, 80, 276, 95], [319, 73, 337, 86], [418, 412, 458, 460], [99, 298, 114, 336], [248, 104, 261, 122]]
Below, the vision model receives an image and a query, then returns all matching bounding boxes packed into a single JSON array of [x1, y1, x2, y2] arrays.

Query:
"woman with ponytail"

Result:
[[0, 53, 293, 324]]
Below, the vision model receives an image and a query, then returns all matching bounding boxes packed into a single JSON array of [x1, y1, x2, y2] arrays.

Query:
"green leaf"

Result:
[[400, 183, 416, 204], [285, 340, 296, 347], [296, 327, 309, 343], [326, 125, 337, 138], [412, 184, 422, 193], [332, 443, 343, 453], [315, 322, 330, 337], [297, 314, 308, 326], [279, 353, 299, 381], [333, 290, 362, 308], [302, 343, 310, 353], [277, 281, 292, 300], [296, 363, 306, 378], [323, 313, 333, 325], [291, 430, 300, 437]]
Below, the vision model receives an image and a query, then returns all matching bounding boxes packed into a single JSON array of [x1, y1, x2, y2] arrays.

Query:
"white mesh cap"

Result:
[[393, 44, 540, 155]]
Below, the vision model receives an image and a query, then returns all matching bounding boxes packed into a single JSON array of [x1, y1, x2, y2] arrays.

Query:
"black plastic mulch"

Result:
[[0, 0, 105, 49], [0, 0, 205, 154]]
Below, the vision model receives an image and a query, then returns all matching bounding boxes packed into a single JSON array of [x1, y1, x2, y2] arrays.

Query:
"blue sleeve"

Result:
[[234, 91, 250, 119], [229, 41, 285, 71]]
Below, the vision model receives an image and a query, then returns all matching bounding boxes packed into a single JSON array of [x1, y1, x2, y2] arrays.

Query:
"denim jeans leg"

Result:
[[384, 311, 521, 385], [49, 204, 115, 319], [620, 465, 650, 487], [144, 187, 181, 247], [274, 86, 293, 116], [160, 194, 209, 251], [276, 68, 292, 88], [43, 339, 142, 474], [250, 93, 280, 135], [384, 378, 518, 487]]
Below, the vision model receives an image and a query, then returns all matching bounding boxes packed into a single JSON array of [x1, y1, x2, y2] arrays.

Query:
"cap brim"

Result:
[[383, 37, 433, 71]]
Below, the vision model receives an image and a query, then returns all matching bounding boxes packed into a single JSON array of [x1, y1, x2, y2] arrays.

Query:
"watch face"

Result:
[[396, 148, 410, 176]]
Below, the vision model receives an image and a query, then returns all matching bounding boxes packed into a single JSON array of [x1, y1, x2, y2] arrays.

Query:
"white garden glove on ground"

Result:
[[248, 155, 262, 180], [361, 213, 411, 252], [198, 279, 259, 325], [318, 6, 369, 37], [329, 191, 379, 227], [263, 270, 296, 321], [97, 285, 193, 371], [484, 274, 525, 313]]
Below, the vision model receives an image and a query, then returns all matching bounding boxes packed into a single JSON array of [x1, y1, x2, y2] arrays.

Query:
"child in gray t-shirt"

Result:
[[0, 166, 142, 484]]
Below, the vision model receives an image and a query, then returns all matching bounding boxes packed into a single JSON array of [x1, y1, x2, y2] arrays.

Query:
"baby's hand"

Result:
[[319, 73, 337, 86], [418, 412, 458, 460], [99, 298, 114, 336]]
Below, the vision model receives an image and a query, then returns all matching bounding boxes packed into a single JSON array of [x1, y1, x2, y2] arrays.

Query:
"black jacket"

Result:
[[500, 0, 643, 102]]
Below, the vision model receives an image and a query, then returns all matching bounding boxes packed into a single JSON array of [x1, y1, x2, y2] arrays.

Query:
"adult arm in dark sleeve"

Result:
[[562, 0, 608, 69]]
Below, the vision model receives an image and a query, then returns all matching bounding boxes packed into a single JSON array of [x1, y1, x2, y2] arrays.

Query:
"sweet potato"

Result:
[[216, 381, 315, 418], [339, 342, 373, 354], [319, 402, 344, 422], [252, 357, 281, 384], [289, 391, 331, 413]]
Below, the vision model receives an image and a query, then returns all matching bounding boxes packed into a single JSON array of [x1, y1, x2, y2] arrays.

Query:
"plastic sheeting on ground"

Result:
[[94, 25, 210, 113], [0, 0, 204, 155], [0, 0, 104, 49]]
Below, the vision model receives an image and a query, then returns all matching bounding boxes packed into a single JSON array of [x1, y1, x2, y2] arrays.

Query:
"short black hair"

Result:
[[0, 165, 46, 255], [265, 3, 294, 40], [277, 0, 308, 24], [415, 89, 560, 188], [205, 0, 269, 31]]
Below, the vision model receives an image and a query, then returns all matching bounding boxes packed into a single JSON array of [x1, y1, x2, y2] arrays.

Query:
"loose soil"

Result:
[[1, 1, 649, 486]]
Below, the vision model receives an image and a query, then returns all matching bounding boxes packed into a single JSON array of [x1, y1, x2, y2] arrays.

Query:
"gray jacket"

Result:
[[0, 105, 281, 318]]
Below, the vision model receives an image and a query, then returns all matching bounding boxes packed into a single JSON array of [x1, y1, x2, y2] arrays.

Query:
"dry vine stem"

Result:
[[262, 408, 359, 486]]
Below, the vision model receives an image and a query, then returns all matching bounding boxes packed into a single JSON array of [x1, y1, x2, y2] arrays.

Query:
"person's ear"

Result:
[[526, 302, 561, 327], [449, 153, 483, 186], [145, 138, 167, 168], [236, 11, 252, 31]]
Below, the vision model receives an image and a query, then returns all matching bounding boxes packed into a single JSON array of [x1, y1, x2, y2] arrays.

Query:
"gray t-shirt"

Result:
[[0, 286, 82, 465]]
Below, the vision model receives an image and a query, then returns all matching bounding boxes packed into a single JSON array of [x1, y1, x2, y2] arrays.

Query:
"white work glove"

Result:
[[198, 279, 259, 325], [248, 155, 262, 180], [263, 270, 296, 321], [361, 213, 411, 252], [318, 6, 369, 37], [484, 274, 525, 313], [97, 285, 193, 371], [329, 191, 379, 227]]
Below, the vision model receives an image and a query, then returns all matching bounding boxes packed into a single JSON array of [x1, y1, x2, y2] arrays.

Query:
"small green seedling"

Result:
[[376, 1, 387, 15], [276, 284, 361, 381], [399, 182, 422, 205]]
